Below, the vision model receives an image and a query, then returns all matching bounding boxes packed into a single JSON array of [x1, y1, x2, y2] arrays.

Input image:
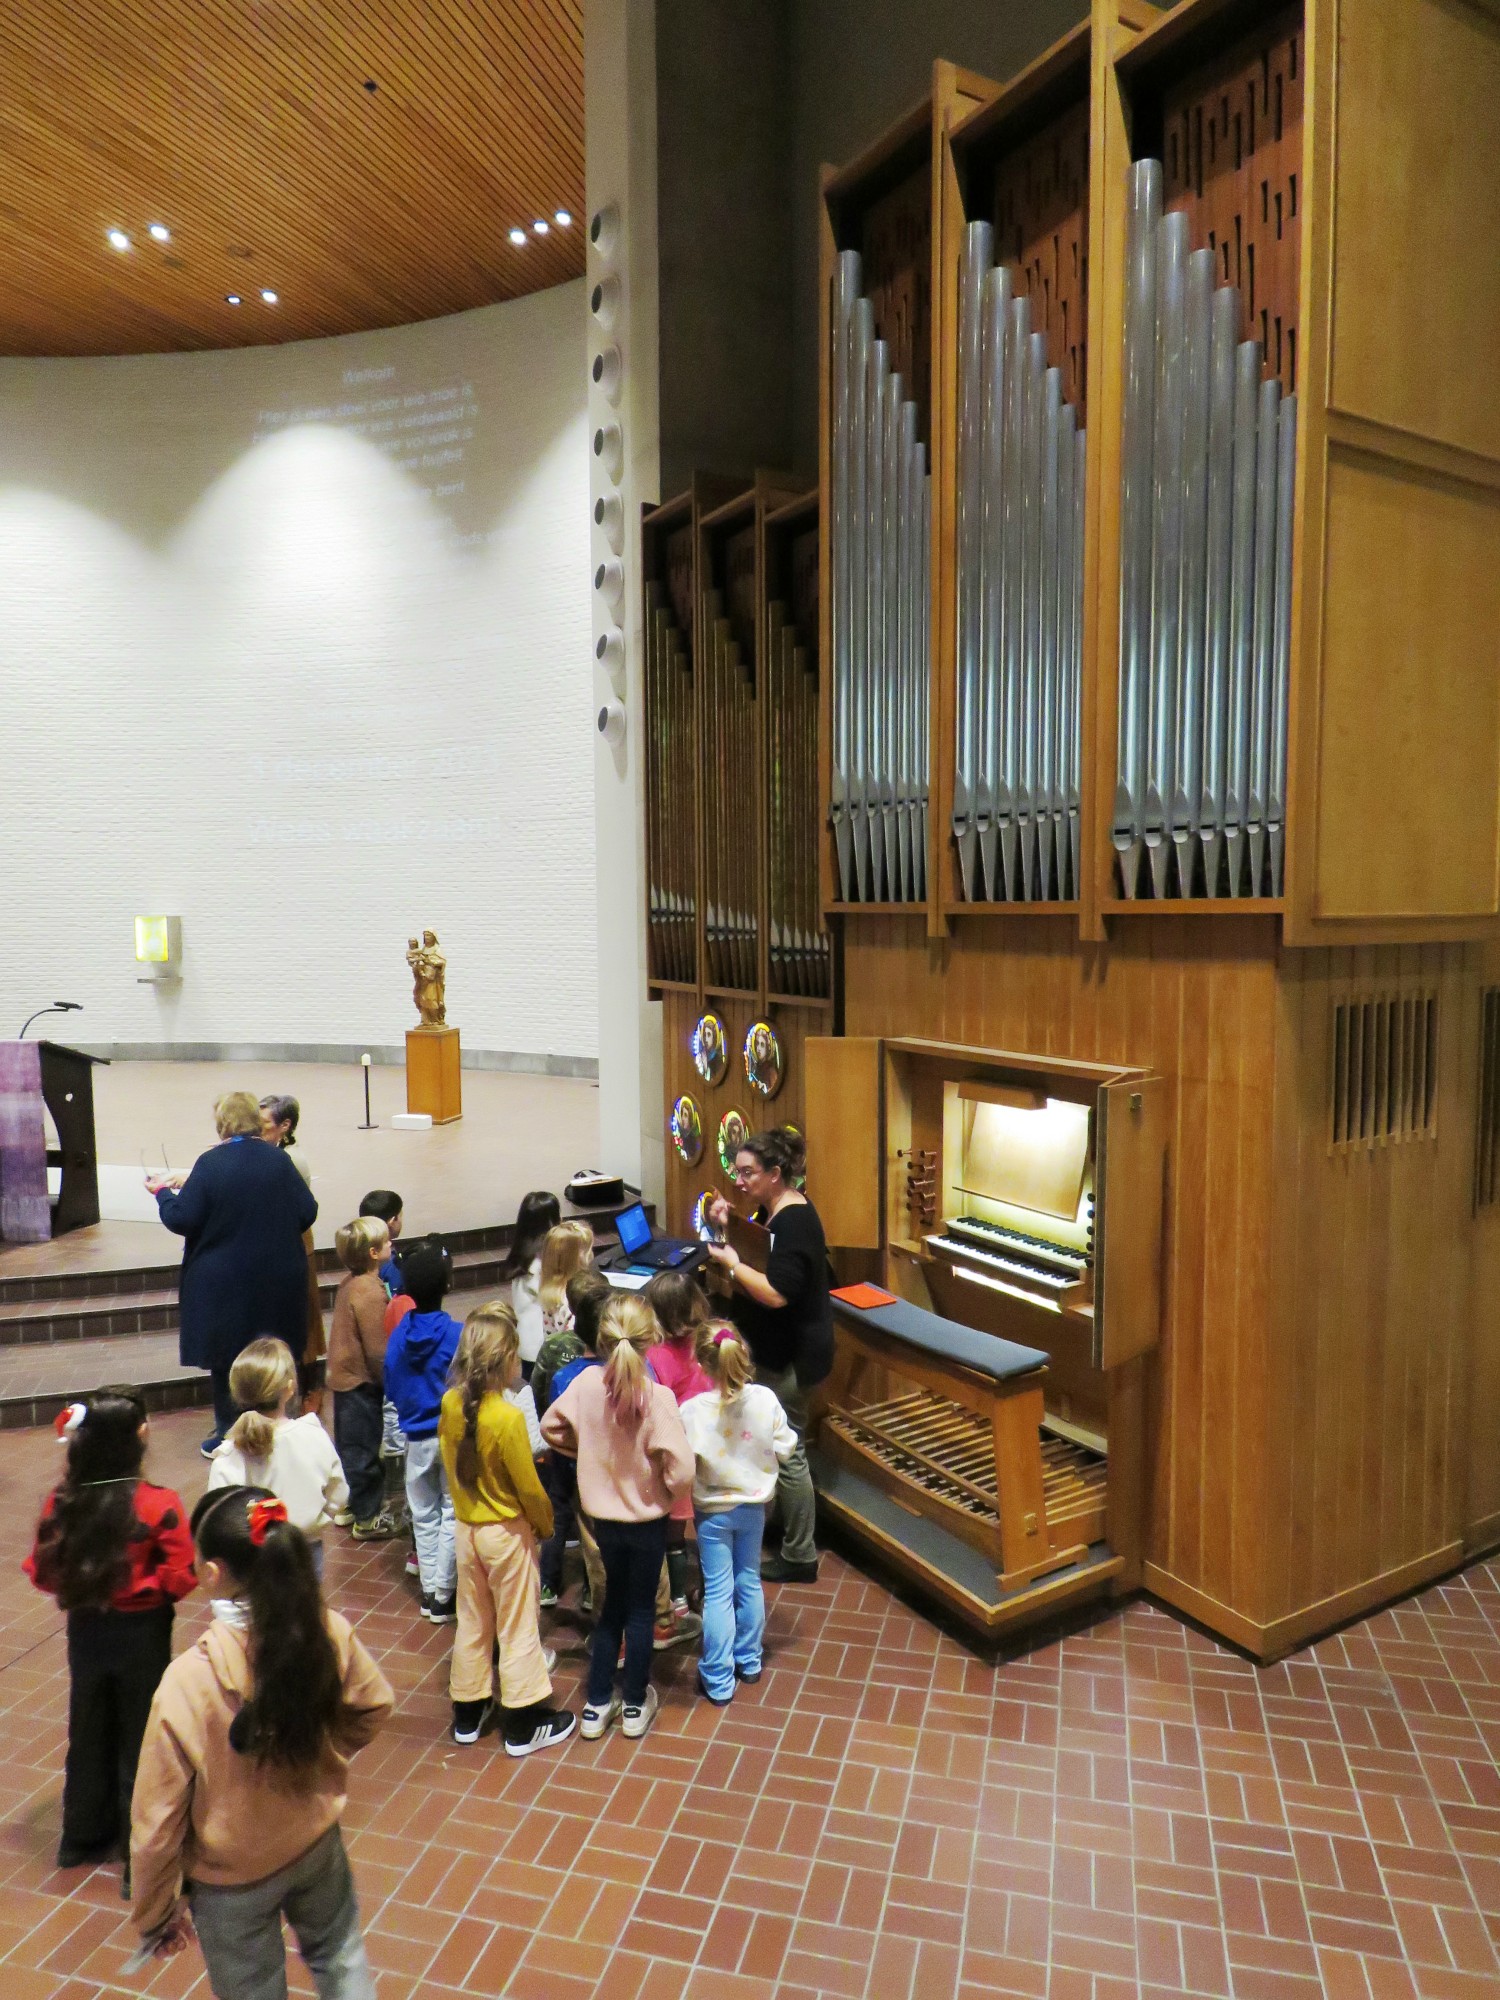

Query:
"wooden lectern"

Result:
[[406, 1027, 462, 1123], [39, 1042, 108, 1234]]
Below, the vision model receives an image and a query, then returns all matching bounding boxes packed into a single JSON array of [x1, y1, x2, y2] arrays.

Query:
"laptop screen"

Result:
[[614, 1202, 653, 1256]]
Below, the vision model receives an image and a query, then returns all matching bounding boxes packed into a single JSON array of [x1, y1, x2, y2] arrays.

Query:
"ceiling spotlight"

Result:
[[555, 209, 572, 227], [107, 228, 130, 251], [508, 227, 526, 246], [148, 223, 170, 243], [261, 289, 278, 304], [533, 219, 550, 235], [225, 293, 242, 305]]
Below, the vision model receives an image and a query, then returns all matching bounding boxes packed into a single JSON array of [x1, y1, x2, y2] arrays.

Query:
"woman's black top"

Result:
[[731, 1198, 834, 1388]]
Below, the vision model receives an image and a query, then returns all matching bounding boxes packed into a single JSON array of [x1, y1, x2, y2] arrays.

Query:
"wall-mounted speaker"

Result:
[[593, 422, 623, 483], [594, 558, 625, 611], [592, 345, 622, 404], [596, 629, 626, 681], [597, 700, 626, 746], [590, 203, 620, 259], [594, 491, 624, 552], [590, 275, 621, 330]]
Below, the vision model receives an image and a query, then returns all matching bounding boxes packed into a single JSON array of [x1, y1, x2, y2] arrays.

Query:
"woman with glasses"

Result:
[[705, 1127, 832, 1583]]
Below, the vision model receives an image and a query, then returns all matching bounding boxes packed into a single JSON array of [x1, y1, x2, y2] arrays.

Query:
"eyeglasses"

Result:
[[732, 1163, 762, 1182]]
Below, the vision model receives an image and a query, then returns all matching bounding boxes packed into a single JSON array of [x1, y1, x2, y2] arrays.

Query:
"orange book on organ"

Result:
[[831, 1282, 897, 1310]]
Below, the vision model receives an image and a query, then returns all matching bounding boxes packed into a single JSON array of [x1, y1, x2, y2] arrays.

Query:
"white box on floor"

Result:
[[391, 1111, 433, 1130]]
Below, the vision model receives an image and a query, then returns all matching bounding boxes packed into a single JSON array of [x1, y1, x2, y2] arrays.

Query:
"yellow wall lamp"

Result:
[[134, 916, 182, 984]]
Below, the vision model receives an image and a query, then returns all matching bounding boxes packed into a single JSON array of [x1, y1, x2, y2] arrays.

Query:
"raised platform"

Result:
[[0, 1056, 629, 1427]]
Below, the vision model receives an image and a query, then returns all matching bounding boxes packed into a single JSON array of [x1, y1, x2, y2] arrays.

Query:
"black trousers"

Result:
[[62, 1604, 174, 1861], [539, 1453, 579, 1592], [587, 1516, 668, 1709], [209, 1364, 238, 1440], [333, 1382, 385, 1522]]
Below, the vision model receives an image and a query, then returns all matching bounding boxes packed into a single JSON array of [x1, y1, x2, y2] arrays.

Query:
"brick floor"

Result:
[[0, 1407, 1497, 1999]]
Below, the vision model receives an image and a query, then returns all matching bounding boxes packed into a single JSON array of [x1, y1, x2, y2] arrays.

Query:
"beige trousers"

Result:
[[451, 1516, 552, 1710]]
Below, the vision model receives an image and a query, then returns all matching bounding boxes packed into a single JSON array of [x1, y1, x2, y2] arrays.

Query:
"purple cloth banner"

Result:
[[0, 1042, 50, 1243]]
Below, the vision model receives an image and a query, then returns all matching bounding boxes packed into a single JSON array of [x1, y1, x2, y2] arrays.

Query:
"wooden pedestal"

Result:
[[405, 1027, 462, 1123]]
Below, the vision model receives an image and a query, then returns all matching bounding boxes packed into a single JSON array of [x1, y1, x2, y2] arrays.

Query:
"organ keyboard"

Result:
[[803, 1034, 1166, 1637]]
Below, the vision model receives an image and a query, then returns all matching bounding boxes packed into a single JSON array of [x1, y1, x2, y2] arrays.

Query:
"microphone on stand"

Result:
[[18, 1001, 83, 1039]]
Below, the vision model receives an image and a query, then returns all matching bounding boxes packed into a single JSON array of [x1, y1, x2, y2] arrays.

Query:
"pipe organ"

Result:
[[805, 1035, 1164, 1636], [640, 1, 1500, 1658]]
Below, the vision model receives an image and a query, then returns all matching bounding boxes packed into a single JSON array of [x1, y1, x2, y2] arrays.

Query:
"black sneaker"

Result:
[[696, 1670, 733, 1707], [504, 1707, 577, 1758], [425, 1595, 457, 1624], [452, 1699, 494, 1745], [759, 1554, 819, 1584], [734, 1663, 762, 1684]]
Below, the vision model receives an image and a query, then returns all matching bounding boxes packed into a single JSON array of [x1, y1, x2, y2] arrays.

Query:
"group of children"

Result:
[[24, 1184, 800, 1992]]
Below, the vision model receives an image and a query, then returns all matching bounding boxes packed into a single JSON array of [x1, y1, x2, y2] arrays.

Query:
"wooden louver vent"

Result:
[[1330, 993, 1437, 1151], [1475, 989, 1500, 1209]]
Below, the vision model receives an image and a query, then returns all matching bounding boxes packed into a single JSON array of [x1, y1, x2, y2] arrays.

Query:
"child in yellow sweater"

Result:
[[438, 1301, 575, 1756]]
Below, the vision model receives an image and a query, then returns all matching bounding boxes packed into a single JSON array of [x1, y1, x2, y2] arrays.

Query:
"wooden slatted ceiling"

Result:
[[0, 1, 584, 355]]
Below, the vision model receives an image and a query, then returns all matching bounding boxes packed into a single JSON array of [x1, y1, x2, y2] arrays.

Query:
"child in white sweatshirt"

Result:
[[678, 1322, 799, 1704], [207, 1340, 348, 1579]]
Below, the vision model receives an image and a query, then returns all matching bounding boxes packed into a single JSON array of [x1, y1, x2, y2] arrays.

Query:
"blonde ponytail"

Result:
[[695, 1319, 755, 1400], [597, 1294, 662, 1423], [451, 1301, 521, 1492], [225, 1338, 298, 1463]]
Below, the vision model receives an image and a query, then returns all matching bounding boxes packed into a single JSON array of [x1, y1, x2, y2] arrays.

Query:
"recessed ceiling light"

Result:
[[225, 294, 242, 305], [148, 223, 170, 243], [509, 227, 526, 246], [555, 210, 572, 227], [261, 290, 278, 304], [107, 229, 130, 251], [533, 219, 549, 235]]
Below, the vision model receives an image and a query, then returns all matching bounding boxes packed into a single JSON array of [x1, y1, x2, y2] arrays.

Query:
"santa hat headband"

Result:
[[54, 1402, 87, 1442]]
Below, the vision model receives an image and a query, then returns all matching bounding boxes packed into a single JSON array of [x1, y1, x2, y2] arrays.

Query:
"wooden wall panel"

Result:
[[1313, 450, 1500, 923], [1328, 0, 1500, 463], [989, 100, 1091, 418], [842, 912, 1482, 1651], [842, 912, 1280, 1621]]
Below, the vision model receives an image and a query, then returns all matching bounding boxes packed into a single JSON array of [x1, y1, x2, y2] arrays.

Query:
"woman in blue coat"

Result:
[[148, 1091, 317, 1455]]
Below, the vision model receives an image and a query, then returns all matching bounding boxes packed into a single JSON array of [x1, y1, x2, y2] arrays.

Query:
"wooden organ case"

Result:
[[804, 1035, 1163, 1637]]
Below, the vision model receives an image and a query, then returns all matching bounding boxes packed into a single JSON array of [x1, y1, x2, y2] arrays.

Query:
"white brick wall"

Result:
[[0, 283, 597, 1061]]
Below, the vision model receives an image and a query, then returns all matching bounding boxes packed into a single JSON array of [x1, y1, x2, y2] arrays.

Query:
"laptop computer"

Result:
[[611, 1201, 706, 1273]]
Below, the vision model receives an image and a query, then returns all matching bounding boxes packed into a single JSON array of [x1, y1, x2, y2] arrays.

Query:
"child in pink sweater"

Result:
[[540, 1294, 694, 1742], [643, 1270, 713, 1633]]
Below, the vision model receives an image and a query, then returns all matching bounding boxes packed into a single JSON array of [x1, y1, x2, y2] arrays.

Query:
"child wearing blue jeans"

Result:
[[678, 1322, 798, 1704], [384, 1238, 462, 1621]]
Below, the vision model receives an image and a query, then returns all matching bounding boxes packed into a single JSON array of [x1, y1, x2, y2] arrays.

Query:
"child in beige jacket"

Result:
[[130, 1485, 392, 1996]]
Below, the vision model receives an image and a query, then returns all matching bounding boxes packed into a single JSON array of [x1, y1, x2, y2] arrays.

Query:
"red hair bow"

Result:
[[247, 1498, 288, 1545]]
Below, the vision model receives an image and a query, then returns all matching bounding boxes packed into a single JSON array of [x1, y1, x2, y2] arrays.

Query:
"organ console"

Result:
[[804, 1035, 1165, 1637]]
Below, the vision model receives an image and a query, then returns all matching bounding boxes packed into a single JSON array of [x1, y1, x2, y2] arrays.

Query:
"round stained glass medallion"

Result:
[[691, 1189, 720, 1241], [691, 1011, 728, 1085], [743, 1019, 784, 1098], [717, 1107, 749, 1177], [670, 1093, 703, 1165]]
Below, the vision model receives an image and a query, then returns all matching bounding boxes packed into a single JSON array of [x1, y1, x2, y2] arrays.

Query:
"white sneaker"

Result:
[[542, 1646, 557, 1675], [404, 1550, 420, 1578], [580, 1695, 622, 1741], [621, 1686, 659, 1740]]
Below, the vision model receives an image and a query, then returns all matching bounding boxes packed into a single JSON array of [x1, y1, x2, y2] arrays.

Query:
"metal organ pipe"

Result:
[[1108, 171, 1295, 899], [826, 258, 931, 904]]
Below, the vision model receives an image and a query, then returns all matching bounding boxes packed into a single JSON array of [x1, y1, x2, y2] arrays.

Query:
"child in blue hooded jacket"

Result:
[[384, 1238, 463, 1620]]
